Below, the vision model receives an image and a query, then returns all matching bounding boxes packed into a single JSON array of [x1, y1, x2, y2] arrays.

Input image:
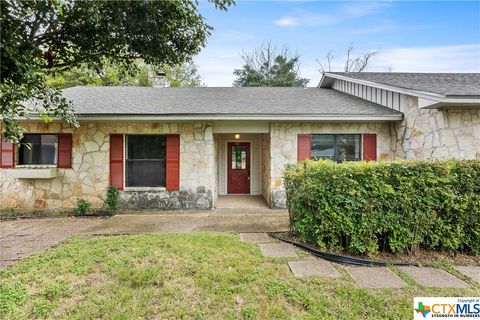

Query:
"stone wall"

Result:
[[268, 122, 394, 208], [261, 133, 271, 206], [0, 121, 215, 211], [396, 95, 480, 160]]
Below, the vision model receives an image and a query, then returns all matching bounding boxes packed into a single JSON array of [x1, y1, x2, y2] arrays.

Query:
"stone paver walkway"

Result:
[[399, 266, 469, 288], [453, 266, 480, 284], [1, 211, 289, 268], [288, 260, 342, 278], [346, 266, 407, 288], [239, 233, 272, 243], [259, 243, 298, 258]]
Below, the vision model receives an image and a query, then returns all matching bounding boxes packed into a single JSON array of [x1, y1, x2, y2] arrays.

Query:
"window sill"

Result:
[[8, 167, 58, 179], [123, 187, 167, 192], [15, 165, 57, 169]]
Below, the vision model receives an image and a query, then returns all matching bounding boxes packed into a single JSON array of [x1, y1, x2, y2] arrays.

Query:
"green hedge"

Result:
[[284, 160, 480, 256]]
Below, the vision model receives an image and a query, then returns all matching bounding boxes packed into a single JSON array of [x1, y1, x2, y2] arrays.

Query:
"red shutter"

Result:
[[57, 133, 72, 168], [297, 134, 311, 162], [0, 139, 14, 168], [166, 134, 180, 191], [109, 134, 124, 190], [363, 133, 377, 161]]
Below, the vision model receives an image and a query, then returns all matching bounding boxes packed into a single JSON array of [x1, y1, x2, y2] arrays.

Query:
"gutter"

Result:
[[20, 114, 403, 122]]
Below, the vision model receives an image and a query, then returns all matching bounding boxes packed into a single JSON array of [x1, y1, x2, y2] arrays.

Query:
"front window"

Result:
[[19, 134, 58, 165], [311, 134, 361, 162], [126, 135, 166, 187]]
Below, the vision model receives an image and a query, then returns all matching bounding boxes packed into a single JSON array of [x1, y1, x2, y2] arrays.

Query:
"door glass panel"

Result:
[[231, 145, 247, 170]]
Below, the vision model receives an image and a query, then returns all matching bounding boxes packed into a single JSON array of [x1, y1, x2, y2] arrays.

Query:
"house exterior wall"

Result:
[[396, 95, 480, 160], [261, 133, 271, 206], [268, 122, 394, 208], [0, 121, 215, 211], [215, 133, 262, 196], [332, 79, 406, 112]]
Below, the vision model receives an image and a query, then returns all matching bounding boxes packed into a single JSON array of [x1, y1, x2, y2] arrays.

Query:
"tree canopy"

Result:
[[162, 62, 205, 87], [316, 44, 379, 73], [46, 60, 205, 89], [1, 0, 233, 142], [233, 42, 309, 87], [46, 60, 153, 89]]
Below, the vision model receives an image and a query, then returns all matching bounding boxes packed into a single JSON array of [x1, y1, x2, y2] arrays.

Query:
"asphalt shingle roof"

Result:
[[62, 86, 402, 117], [326, 72, 480, 96]]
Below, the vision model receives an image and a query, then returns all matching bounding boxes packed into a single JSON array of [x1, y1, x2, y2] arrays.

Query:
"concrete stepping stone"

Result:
[[259, 243, 298, 258], [239, 233, 271, 243], [399, 266, 468, 288], [288, 260, 342, 278], [346, 266, 407, 288], [454, 266, 480, 284]]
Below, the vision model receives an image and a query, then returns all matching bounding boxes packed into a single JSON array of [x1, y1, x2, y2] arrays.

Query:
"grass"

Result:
[[1, 233, 478, 319]]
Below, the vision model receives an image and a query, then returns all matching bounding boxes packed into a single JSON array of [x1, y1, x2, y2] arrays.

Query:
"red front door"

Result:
[[227, 142, 250, 194]]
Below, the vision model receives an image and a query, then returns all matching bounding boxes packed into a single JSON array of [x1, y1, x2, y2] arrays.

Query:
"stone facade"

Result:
[[268, 122, 394, 208], [0, 121, 215, 211], [119, 188, 212, 210], [261, 133, 271, 206], [2, 102, 479, 211], [396, 95, 480, 160]]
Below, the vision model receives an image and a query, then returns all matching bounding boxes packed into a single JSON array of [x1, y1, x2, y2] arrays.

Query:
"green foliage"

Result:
[[46, 59, 153, 89], [105, 186, 120, 213], [1, 0, 233, 142], [162, 62, 205, 87], [233, 42, 309, 87], [0, 283, 27, 316], [0, 233, 477, 319], [75, 199, 91, 216], [284, 160, 480, 256]]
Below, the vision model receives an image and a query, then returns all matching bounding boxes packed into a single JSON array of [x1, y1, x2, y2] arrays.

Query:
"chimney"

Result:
[[152, 71, 169, 88]]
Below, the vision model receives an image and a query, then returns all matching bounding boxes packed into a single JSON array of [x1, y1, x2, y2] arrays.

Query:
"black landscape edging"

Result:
[[268, 232, 418, 267]]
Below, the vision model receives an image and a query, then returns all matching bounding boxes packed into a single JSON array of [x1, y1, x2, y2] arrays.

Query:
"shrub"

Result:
[[105, 186, 120, 213], [75, 199, 91, 216], [284, 160, 480, 256]]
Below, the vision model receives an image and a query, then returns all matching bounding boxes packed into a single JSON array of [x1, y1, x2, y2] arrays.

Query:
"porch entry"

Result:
[[227, 142, 250, 194]]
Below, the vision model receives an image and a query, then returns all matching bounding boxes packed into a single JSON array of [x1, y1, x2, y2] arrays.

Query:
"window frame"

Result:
[[125, 134, 167, 188], [18, 133, 59, 166], [310, 134, 362, 162]]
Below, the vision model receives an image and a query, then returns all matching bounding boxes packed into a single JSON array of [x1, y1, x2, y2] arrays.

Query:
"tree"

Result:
[[233, 42, 309, 87], [1, 0, 233, 142], [46, 59, 153, 89], [317, 44, 378, 73], [162, 62, 205, 87]]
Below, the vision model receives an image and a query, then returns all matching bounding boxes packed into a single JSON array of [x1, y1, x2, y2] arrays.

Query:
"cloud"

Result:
[[274, 17, 298, 27], [274, 1, 392, 28], [341, 1, 392, 18], [370, 44, 480, 72], [275, 10, 338, 27]]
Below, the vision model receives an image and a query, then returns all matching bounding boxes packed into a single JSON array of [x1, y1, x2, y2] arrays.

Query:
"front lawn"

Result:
[[1, 233, 478, 319]]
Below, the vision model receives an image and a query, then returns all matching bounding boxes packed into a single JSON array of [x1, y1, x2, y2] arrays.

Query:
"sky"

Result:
[[193, 1, 480, 87]]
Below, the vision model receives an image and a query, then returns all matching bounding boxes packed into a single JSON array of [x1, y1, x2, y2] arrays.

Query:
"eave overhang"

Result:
[[319, 73, 480, 109]]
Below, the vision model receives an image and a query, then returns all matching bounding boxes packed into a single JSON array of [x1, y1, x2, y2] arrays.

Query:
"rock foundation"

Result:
[[119, 188, 213, 210]]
